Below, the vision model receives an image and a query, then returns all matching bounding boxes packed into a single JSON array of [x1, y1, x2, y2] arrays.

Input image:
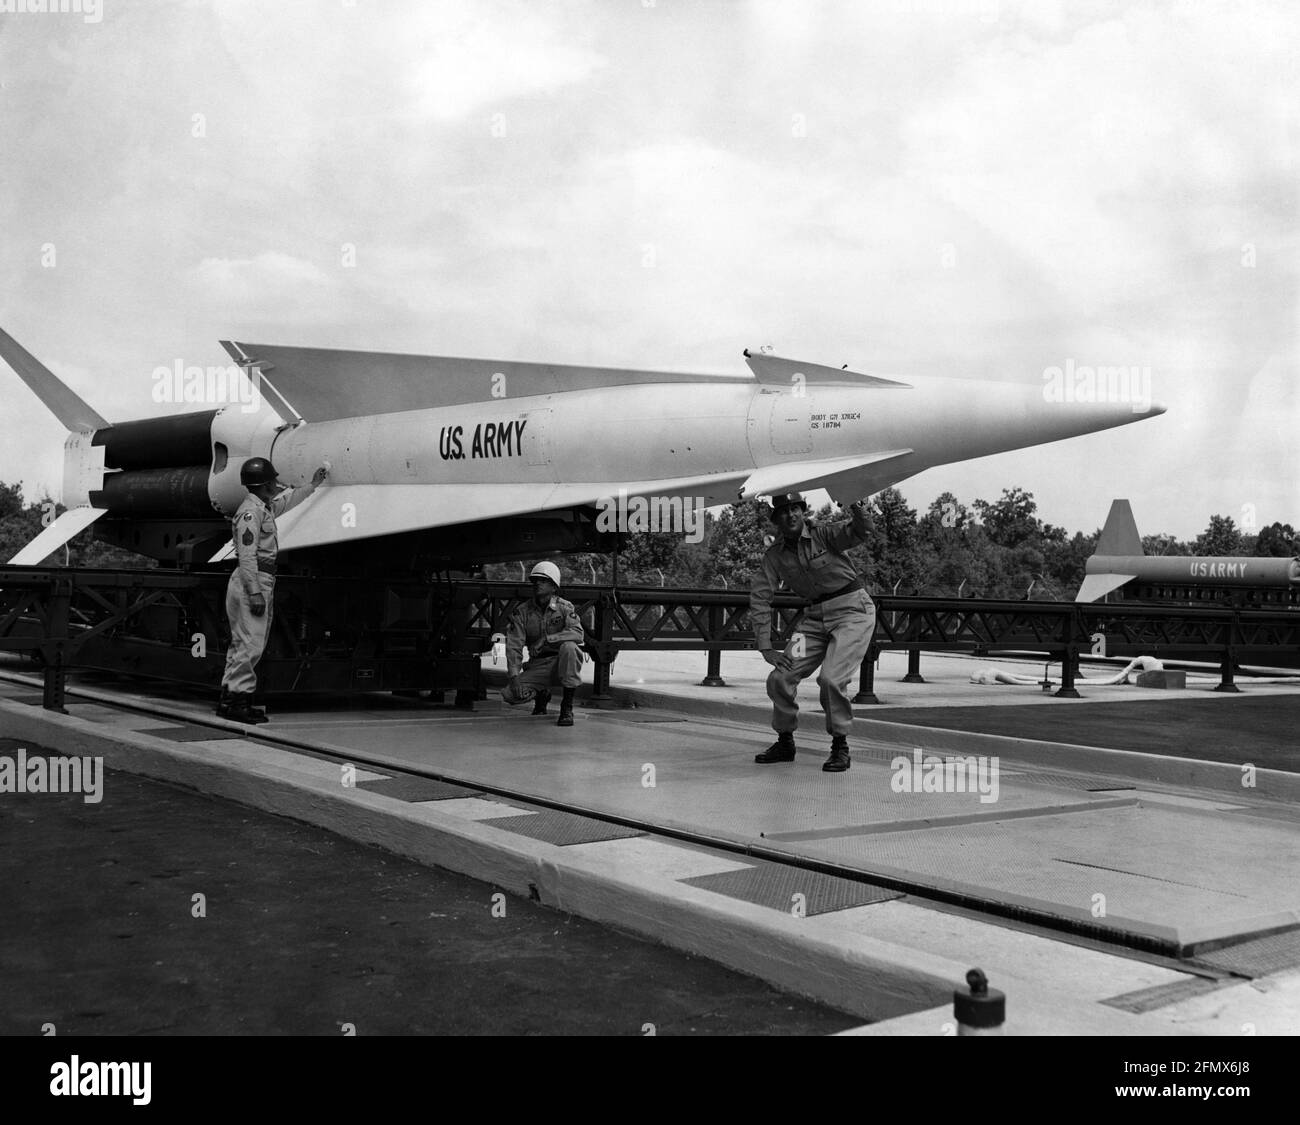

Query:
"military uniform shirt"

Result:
[[231, 485, 315, 596], [505, 596, 585, 677], [749, 510, 871, 650]]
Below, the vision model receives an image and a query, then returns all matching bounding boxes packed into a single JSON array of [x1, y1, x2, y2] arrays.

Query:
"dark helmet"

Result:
[[769, 492, 808, 518], [240, 457, 279, 487]]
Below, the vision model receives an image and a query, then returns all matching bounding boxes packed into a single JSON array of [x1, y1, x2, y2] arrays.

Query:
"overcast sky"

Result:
[[0, 0, 1295, 541]]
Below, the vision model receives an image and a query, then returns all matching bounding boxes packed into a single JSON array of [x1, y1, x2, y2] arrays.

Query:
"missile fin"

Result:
[[740, 450, 913, 505], [219, 343, 747, 423], [0, 326, 109, 431], [219, 341, 303, 424], [743, 351, 912, 389], [1074, 572, 1136, 602], [8, 507, 106, 565], [1096, 498, 1143, 556], [209, 473, 751, 560]]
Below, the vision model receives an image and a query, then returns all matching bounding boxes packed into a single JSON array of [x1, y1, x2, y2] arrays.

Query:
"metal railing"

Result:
[[2, 567, 1296, 709]]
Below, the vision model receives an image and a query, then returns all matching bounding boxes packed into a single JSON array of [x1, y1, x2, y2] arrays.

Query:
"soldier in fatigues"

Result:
[[500, 561, 585, 727], [218, 457, 328, 724], [748, 492, 876, 772]]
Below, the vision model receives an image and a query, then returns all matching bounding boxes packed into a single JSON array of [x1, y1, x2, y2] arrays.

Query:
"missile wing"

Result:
[[741, 349, 913, 390], [209, 472, 750, 560], [218, 340, 748, 423], [739, 450, 913, 506]]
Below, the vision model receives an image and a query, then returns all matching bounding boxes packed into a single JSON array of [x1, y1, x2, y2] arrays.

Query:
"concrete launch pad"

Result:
[[199, 691, 1300, 954], [1, 647, 1297, 1035]]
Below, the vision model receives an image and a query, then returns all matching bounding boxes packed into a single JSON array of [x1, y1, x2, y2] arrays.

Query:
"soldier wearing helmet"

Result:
[[500, 560, 585, 727], [217, 455, 329, 724], [748, 492, 876, 773]]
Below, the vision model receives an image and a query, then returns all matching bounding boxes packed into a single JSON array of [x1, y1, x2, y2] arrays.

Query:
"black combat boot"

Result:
[[823, 734, 850, 772], [226, 694, 269, 726], [556, 687, 575, 727], [754, 731, 796, 763], [215, 686, 232, 718], [531, 689, 551, 716]]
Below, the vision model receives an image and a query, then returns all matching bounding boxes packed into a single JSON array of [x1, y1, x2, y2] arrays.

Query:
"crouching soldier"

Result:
[[218, 456, 328, 724], [500, 561, 585, 727]]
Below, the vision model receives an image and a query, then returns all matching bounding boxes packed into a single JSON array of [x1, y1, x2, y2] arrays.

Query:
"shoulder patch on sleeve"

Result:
[[241, 529, 255, 546]]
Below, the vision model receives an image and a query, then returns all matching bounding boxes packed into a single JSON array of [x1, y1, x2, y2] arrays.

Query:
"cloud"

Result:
[[194, 251, 330, 291], [210, 0, 605, 127], [407, 10, 605, 122], [188, 252, 342, 324]]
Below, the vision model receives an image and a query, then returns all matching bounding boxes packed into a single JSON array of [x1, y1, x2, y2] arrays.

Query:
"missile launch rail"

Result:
[[1, 565, 1297, 711]]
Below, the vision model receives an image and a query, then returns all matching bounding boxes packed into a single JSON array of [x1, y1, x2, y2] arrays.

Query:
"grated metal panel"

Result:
[[682, 864, 901, 916], [1194, 930, 1300, 977], [358, 777, 482, 802], [486, 810, 644, 845], [145, 723, 247, 742], [1100, 975, 1228, 1013]]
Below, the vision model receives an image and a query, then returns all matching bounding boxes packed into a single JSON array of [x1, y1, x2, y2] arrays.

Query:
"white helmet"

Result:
[[529, 560, 562, 587]]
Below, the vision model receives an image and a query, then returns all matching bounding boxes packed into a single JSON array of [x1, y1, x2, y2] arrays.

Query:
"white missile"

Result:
[[1077, 499, 1299, 601], [0, 327, 1166, 565]]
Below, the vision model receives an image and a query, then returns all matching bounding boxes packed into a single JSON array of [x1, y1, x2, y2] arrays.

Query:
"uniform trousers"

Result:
[[766, 589, 876, 736], [500, 641, 584, 704], [222, 573, 274, 694]]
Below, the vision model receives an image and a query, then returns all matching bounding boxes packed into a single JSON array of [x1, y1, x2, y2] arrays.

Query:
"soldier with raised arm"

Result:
[[748, 493, 876, 772], [218, 456, 328, 724]]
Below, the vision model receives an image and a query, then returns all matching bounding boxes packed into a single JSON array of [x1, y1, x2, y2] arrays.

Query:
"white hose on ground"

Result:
[[971, 656, 1160, 686], [970, 656, 1300, 686]]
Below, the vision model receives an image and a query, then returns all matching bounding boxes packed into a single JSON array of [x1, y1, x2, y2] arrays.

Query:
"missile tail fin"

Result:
[[1095, 499, 1143, 557], [8, 507, 106, 565], [0, 326, 109, 432], [1075, 572, 1135, 603]]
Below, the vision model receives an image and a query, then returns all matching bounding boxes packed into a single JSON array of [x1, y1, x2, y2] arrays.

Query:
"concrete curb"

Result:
[[0, 697, 1194, 1034]]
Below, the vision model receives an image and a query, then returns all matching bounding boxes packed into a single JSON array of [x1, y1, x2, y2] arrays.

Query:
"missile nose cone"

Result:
[[1016, 381, 1165, 448]]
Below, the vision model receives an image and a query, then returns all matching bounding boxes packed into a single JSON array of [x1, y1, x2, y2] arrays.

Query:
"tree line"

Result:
[[519, 487, 1298, 599], [1, 479, 1294, 599]]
